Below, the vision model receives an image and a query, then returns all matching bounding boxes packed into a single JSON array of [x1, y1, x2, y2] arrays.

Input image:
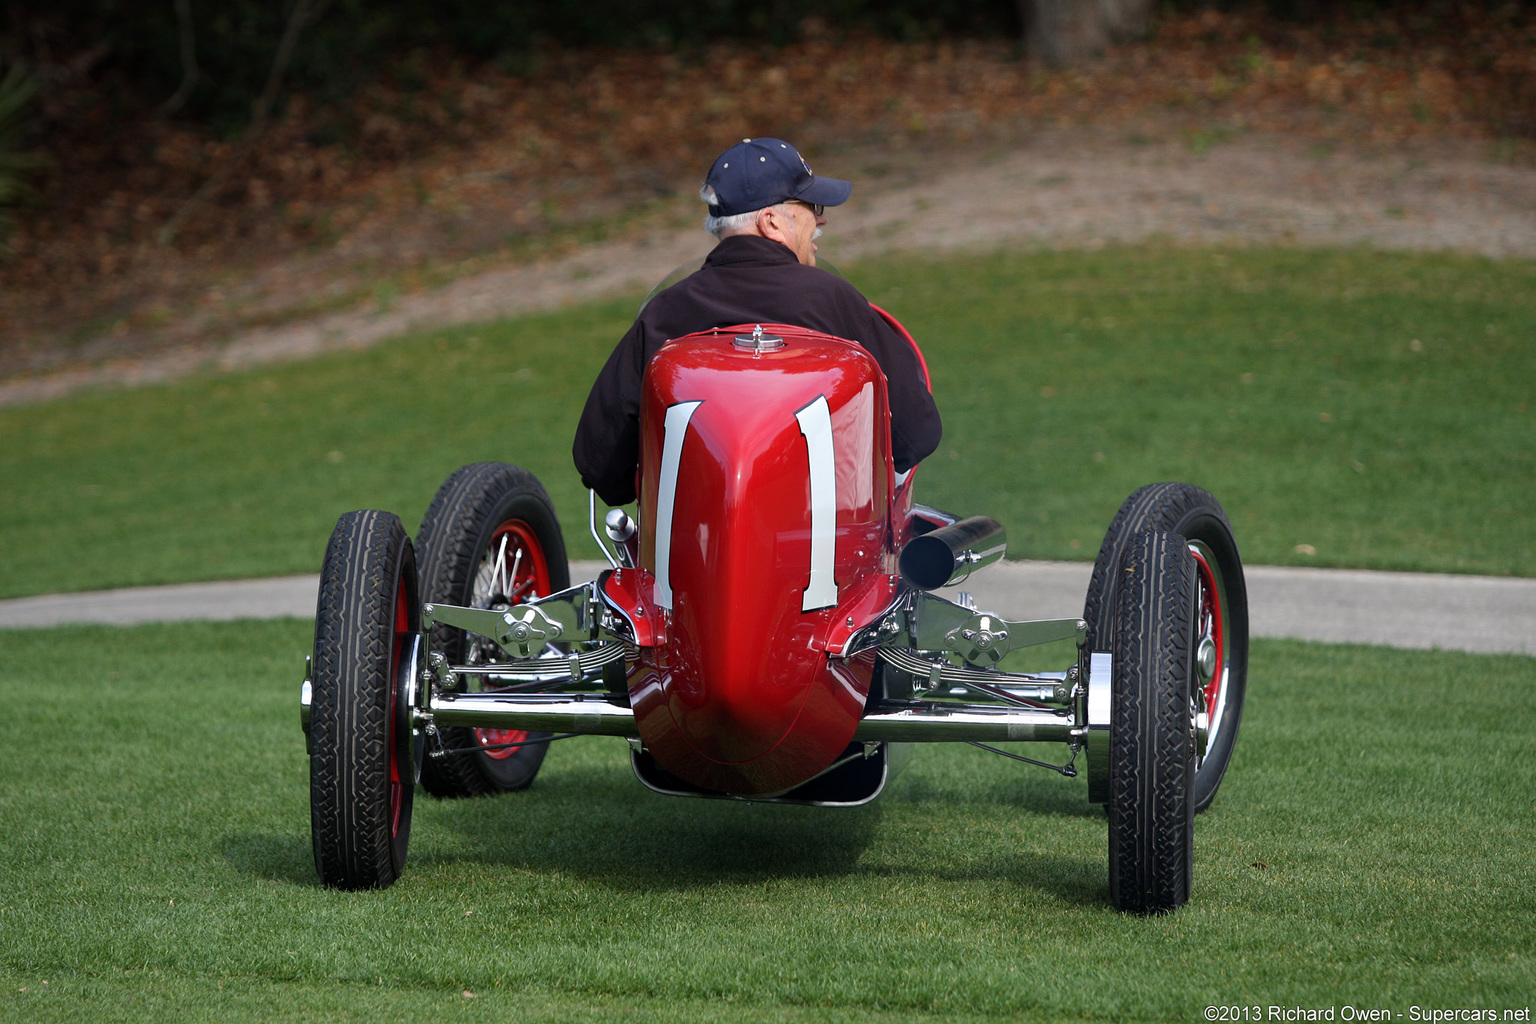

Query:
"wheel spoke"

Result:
[[472, 520, 554, 756]]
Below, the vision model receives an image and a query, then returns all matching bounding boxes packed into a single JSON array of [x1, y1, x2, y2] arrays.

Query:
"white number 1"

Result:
[[795, 396, 839, 611], [653, 397, 838, 612]]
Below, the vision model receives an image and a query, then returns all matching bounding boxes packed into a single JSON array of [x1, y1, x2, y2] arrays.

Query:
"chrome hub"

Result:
[[1196, 636, 1217, 685]]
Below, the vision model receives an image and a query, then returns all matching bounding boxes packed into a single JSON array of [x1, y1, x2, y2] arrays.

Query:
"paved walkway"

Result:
[[1, 561, 1530, 656]]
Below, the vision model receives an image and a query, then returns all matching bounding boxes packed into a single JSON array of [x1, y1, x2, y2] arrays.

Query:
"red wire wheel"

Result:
[[414, 463, 569, 797], [472, 518, 555, 761], [1188, 543, 1231, 741], [1084, 483, 1248, 815]]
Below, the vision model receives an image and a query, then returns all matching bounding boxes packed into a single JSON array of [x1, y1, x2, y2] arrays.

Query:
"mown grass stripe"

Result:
[[2, 245, 1532, 600], [1, 621, 1530, 1020]]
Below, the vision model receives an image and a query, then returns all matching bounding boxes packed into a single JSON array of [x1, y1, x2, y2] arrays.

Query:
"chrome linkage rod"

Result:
[[967, 740, 1080, 777], [878, 646, 1072, 703], [427, 731, 582, 759]]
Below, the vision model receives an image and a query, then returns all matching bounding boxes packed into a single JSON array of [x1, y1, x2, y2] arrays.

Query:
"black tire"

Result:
[[1107, 529, 1197, 915], [415, 463, 569, 797], [1084, 482, 1248, 814], [310, 510, 420, 891]]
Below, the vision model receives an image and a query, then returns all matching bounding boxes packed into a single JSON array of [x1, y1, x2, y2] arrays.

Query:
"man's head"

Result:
[[700, 138, 850, 267]]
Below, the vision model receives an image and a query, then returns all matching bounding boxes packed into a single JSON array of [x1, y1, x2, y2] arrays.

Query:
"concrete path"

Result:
[[2, 560, 1530, 656]]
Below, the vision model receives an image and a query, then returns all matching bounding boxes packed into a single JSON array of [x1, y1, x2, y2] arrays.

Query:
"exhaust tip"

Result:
[[899, 516, 1007, 590]]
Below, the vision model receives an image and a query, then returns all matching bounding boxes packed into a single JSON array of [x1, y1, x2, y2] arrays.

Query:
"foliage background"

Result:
[[7, 2, 1533, 127]]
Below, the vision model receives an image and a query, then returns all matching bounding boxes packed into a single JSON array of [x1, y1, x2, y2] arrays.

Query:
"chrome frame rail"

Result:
[[428, 692, 638, 736], [394, 568, 1112, 794], [853, 701, 1073, 744], [419, 689, 1088, 747]]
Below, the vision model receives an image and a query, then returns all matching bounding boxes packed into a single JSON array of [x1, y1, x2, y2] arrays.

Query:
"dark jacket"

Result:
[[572, 234, 943, 507]]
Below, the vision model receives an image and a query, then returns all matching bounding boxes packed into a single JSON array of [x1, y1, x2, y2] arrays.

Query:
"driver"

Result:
[[573, 137, 942, 507]]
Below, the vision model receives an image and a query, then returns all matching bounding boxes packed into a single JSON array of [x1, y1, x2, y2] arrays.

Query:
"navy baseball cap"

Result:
[[703, 138, 852, 216]]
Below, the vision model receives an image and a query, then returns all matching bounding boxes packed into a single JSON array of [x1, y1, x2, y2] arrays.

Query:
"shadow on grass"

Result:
[[414, 762, 1104, 905], [223, 755, 1105, 905], [891, 764, 1102, 819], [220, 832, 318, 886], [421, 764, 881, 887], [946, 852, 1105, 908]]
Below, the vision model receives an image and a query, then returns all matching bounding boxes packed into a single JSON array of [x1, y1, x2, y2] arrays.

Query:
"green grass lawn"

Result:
[[2, 244, 1532, 600], [0, 621, 1531, 1022]]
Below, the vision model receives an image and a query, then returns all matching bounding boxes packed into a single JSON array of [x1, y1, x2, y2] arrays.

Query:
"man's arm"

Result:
[[572, 321, 648, 507]]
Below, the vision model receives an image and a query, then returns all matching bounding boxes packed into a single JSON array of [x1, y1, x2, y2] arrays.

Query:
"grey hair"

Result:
[[699, 185, 823, 242], [701, 183, 767, 238]]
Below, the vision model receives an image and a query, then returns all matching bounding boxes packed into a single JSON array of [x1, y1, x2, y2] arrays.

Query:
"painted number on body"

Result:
[[653, 397, 839, 612]]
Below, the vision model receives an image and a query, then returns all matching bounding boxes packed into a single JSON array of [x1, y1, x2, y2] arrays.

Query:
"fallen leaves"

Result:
[[4, 6, 1533, 370]]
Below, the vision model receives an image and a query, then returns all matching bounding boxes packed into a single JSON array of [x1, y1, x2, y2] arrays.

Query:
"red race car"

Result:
[[301, 315, 1248, 914]]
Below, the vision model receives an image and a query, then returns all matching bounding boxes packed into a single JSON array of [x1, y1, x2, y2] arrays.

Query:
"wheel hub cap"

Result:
[[1196, 636, 1217, 685]]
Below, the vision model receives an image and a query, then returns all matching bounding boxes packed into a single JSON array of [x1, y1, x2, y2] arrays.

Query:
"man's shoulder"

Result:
[[803, 267, 882, 324], [759, 257, 868, 306]]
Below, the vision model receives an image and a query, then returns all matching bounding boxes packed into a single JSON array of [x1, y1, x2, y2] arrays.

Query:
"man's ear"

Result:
[[756, 205, 792, 246]]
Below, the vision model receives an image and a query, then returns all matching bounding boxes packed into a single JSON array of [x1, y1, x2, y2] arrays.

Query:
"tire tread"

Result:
[[310, 509, 414, 890], [1107, 528, 1195, 914]]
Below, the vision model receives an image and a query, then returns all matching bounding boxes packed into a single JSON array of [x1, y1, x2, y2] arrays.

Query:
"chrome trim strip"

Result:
[[654, 400, 703, 610]]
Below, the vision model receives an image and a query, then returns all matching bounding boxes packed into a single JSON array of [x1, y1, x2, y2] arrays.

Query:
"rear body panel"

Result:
[[626, 325, 900, 794]]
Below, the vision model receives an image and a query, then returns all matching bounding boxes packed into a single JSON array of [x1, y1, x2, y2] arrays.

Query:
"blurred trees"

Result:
[[1, 0, 1531, 258], [3, 0, 1020, 129], [5, 0, 1530, 128], [1021, 0, 1154, 64], [0, 0, 1529, 331], [0, 60, 44, 255]]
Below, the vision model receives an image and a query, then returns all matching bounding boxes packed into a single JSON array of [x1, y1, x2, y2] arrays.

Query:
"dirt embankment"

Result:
[[3, 7, 1533, 406]]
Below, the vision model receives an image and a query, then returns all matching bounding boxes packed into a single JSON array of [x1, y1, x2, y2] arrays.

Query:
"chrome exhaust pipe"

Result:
[[899, 515, 1007, 590]]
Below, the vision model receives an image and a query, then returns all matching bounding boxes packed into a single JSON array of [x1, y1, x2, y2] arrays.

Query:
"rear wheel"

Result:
[[1107, 529, 1196, 915], [415, 463, 569, 797], [1084, 482, 1248, 813], [309, 510, 420, 890]]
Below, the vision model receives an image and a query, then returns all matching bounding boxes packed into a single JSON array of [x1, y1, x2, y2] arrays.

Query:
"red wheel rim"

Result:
[[389, 577, 410, 836], [474, 519, 553, 759], [1188, 541, 1230, 757], [483, 520, 553, 603]]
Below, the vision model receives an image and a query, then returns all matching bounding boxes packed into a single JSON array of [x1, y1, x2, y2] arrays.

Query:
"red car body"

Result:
[[601, 323, 914, 795]]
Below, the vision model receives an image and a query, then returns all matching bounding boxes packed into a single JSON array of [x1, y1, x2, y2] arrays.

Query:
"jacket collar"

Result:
[[703, 233, 799, 268]]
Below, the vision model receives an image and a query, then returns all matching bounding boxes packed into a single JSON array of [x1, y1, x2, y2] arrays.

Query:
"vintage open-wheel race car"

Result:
[[300, 313, 1248, 914]]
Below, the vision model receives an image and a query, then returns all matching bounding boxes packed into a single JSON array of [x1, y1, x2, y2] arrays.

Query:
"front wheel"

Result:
[[1084, 482, 1248, 814], [1107, 529, 1197, 915], [309, 510, 420, 890]]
